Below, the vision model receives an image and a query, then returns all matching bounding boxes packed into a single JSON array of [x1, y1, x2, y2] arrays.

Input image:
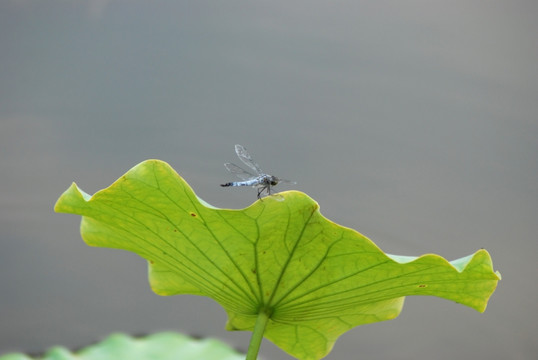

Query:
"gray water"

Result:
[[1, 1, 537, 359]]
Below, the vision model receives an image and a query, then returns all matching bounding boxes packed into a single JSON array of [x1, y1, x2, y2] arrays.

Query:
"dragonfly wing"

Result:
[[235, 144, 263, 175], [224, 163, 255, 180]]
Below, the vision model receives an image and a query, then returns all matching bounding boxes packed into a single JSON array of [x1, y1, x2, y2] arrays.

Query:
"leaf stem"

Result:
[[245, 310, 270, 360]]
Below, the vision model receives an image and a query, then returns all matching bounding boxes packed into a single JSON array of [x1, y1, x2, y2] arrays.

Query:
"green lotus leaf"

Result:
[[0, 332, 245, 360], [54, 160, 500, 360]]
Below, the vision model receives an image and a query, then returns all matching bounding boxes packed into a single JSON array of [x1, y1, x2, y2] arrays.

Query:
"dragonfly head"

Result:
[[269, 176, 279, 186]]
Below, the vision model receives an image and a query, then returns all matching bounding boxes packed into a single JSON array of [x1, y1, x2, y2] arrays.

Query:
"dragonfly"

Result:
[[221, 144, 295, 199]]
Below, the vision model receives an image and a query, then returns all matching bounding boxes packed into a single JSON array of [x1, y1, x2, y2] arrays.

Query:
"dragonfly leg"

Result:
[[257, 186, 269, 199]]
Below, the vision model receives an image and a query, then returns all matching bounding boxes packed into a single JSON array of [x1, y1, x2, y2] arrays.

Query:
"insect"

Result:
[[220, 144, 295, 199]]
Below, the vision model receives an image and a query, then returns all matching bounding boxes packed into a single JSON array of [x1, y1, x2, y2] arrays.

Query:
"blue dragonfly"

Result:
[[221, 144, 295, 199]]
